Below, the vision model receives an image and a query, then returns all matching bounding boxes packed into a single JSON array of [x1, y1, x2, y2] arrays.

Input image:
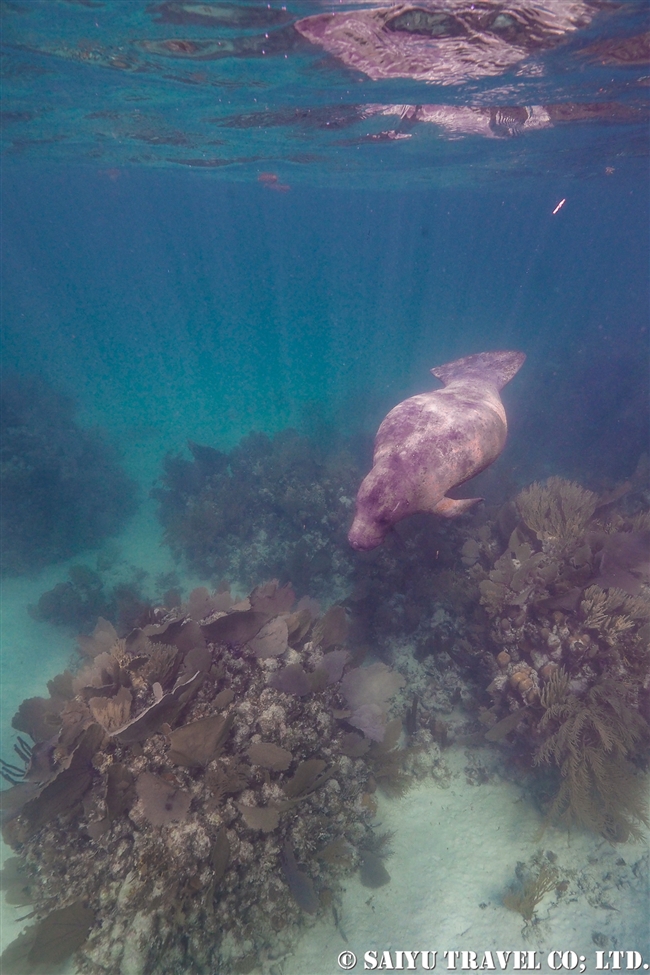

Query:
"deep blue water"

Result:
[[2, 167, 648, 490]]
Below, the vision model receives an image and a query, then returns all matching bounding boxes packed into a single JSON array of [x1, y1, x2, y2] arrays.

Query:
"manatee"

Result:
[[348, 350, 526, 551]]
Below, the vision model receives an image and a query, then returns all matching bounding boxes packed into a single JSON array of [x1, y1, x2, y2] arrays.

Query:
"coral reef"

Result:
[[29, 563, 151, 634], [463, 476, 650, 839], [152, 431, 363, 596], [515, 477, 598, 543], [3, 462, 648, 975], [1, 581, 416, 975], [153, 452, 650, 845], [535, 675, 649, 841], [1, 375, 137, 575], [349, 511, 479, 652]]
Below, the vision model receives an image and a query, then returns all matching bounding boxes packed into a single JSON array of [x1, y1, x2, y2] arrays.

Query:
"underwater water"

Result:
[[1, 2, 649, 974]]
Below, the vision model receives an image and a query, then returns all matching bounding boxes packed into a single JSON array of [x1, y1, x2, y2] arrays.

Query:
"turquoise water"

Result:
[[3, 172, 647, 487], [1, 3, 649, 974]]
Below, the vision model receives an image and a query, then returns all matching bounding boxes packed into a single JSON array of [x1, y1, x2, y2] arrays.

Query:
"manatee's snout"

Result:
[[348, 514, 386, 552], [348, 471, 396, 550]]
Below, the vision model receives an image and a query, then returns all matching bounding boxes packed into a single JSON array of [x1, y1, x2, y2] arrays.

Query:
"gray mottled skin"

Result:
[[348, 351, 526, 551]]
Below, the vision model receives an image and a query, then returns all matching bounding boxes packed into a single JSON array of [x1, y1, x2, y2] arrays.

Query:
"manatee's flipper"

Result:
[[432, 496, 483, 518], [431, 351, 525, 391]]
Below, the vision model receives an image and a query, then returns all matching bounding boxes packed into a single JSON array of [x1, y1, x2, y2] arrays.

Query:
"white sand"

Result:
[[284, 757, 649, 975]]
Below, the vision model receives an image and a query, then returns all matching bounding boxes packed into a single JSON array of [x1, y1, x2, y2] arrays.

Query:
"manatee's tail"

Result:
[[431, 350, 525, 391]]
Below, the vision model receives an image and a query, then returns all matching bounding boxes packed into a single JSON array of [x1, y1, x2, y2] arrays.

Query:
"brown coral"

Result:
[[535, 679, 649, 841], [503, 856, 559, 922], [516, 477, 598, 543]]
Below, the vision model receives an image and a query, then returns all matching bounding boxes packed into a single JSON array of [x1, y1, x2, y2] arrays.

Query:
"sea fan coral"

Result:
[[134, 772, 191, 826], [516, 476, 598, 543], [1, 585, 411, 975], [341, 663, 405, 742]]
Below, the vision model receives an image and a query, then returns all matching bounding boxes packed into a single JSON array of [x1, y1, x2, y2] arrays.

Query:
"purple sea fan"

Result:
[[269, 663, 312, 697], [134, 772, 191, 826], [594, 530, 650, 596], [340, 663, 405, 742], [320, 649, 350, 685]]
